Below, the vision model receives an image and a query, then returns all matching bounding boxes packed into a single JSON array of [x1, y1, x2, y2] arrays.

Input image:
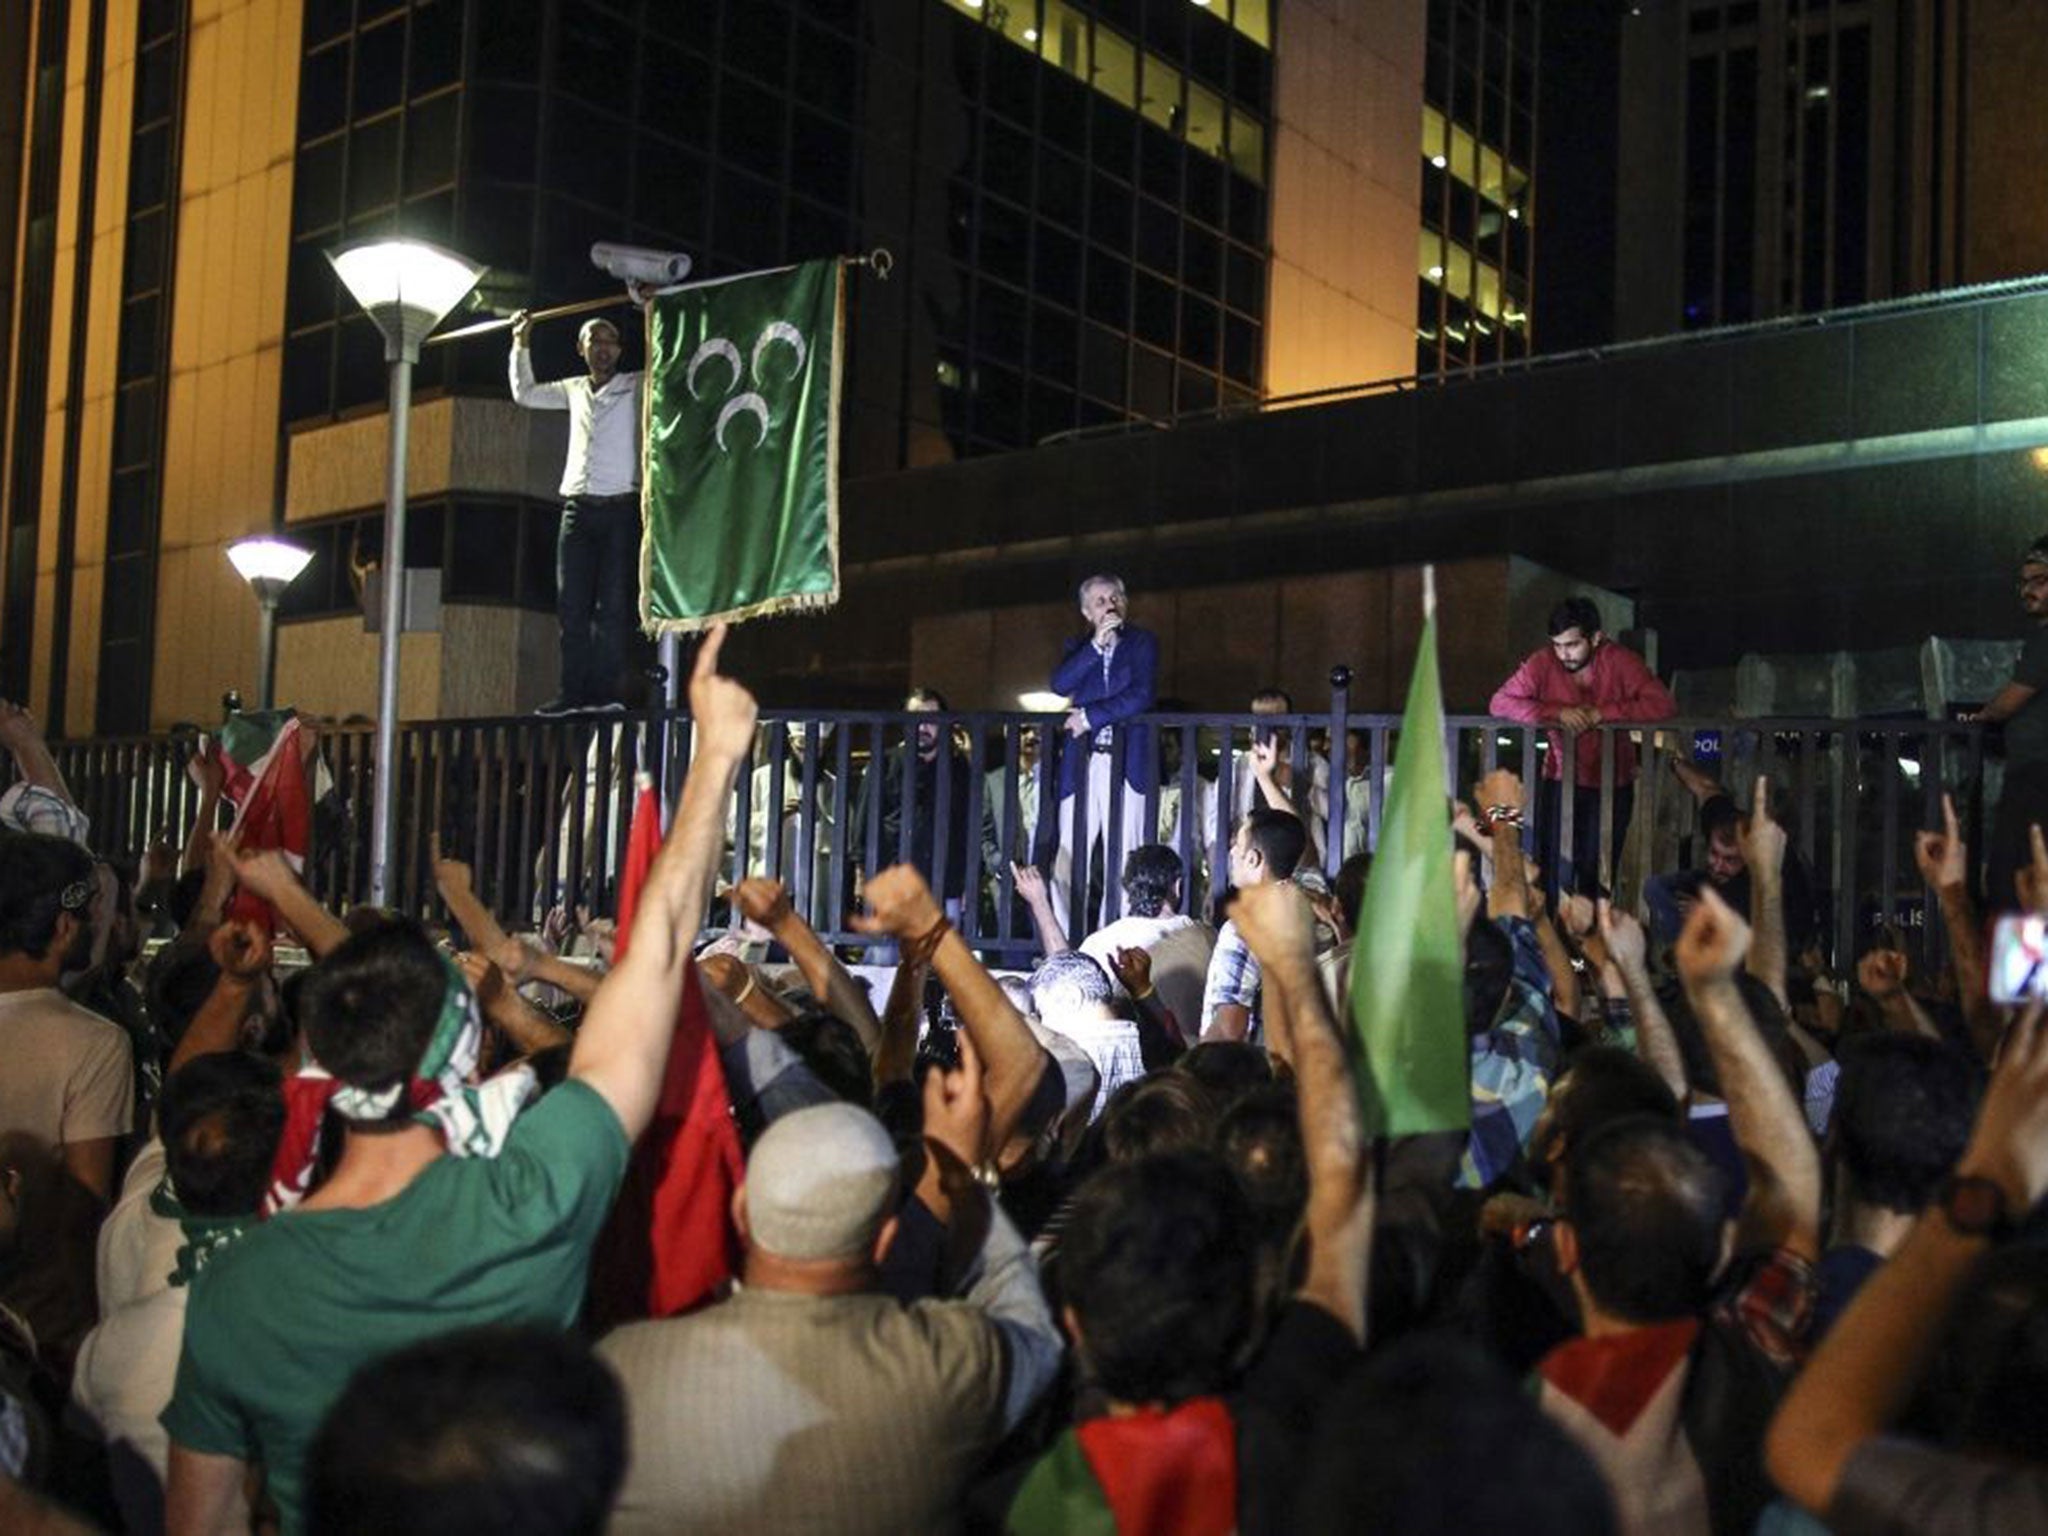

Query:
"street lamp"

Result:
[[226, 536, 313, 711], [326, 235, 485, 907]]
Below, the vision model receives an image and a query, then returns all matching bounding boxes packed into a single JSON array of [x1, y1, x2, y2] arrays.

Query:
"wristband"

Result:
[[1484, 804, 1524, 832], [1132, 985, 1156, 1002], [902, 914, 952, 967], [731, 971, 758, 1006]]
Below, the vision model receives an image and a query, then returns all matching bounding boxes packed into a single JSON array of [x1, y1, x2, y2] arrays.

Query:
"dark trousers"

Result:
[[1988, 760, 2048, 915], [556, 493, 640, 705], [1535, 779, 1634, 898]]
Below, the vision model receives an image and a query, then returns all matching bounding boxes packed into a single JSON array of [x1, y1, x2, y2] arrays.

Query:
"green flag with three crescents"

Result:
[[640, 259, 843, 633]]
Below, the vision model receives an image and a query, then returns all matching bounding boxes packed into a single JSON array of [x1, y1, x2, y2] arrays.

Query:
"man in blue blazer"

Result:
[[1047, 574, 1158, 931]]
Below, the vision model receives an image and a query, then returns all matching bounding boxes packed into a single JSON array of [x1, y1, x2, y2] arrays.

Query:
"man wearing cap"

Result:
[[600, 1081, 1062, 1533], [511, 308, 644, 714]]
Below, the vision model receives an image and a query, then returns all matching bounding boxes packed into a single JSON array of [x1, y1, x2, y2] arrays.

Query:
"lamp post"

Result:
[[326, 236, 485, 907], [225, 536, 313, 711]]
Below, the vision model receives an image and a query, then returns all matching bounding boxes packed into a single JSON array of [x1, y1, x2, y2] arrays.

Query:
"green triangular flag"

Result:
[[1348, 603, 1470, 1138]]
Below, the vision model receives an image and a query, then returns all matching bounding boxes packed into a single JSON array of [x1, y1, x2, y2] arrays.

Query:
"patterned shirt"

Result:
[[1460, 914, 1561, 1190], [1200, 917, 1262, 1043], [0, 783, 89, 845]]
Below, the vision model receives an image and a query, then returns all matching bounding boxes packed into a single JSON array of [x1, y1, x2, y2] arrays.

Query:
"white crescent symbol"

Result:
[[686, 338, 741, 400], [715, 393, 770, 451], [751, 322, 807, 386]]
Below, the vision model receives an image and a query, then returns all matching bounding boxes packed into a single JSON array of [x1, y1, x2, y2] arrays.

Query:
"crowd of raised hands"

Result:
[[4, 645, 2048, 1536]]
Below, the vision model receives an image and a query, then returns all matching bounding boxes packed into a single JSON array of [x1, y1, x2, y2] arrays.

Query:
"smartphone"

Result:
[[1989, 914, 2048, 1004]]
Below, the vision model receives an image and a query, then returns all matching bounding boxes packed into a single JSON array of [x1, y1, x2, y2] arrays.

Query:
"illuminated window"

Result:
[[988, 0, 1037, 49], [1442, 240, 1472, 300], [1042, 0, 1088, 78], [1233, 0, 1270, 47], [1449, 124, 1477, 186], [1227, 109, 1265, 185], [938, 0, 986, 20], [1422, 105, 1447, 166], [1418, 227, 1444, 283], [1475, 260, 1500, 318], [1139, 53, 1181, 133], [1185, 79, 1226, 159], [1478, 145, 1504, 205], [1092, 24, 1137, 107]]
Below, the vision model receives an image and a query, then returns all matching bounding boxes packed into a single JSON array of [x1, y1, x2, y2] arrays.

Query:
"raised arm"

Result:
[[1675, 889, 1822, 1260], [855, 864, 1049, 1152], [457, 951, 572, 1057], [1767, 1005, 2048, 1516], [1600, 900, 1688, 1101], [1741, 775, 1790, 1012], [734, 877, 881, 1051], [433, 833, 514, 952], [230, 848, 349, 958], [1916, 793, 1997, 1061], [180, 749, 226, 878], [507, 312, 570, 409], [1010, 861, 1070, 956], [171, 922, 274, 1077], [570, 626, 754, 1141], [1230, 881, 1374, 1341], [0, 699, 72, 799], [1855, 948, 1940, 1041]]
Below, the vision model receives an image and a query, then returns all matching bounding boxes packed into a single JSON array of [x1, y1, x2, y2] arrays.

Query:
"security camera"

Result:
[[589, 243, 693, 287]]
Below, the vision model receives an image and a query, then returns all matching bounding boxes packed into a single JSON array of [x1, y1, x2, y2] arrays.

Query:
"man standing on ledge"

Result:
[[510, 309, 644, 715], [1490, 596, 1674, 895], [1048, 574, 1157, 932], [1964, 535, 2048, 912]]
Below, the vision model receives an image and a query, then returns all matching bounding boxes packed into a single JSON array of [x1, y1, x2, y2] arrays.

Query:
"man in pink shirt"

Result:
[[1489, 597, 1675, 896]]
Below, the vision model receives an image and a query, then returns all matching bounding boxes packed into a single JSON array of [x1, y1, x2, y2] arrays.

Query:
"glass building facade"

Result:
[[1416, 0, 1536, 375], [278, 0, 1274, 458]]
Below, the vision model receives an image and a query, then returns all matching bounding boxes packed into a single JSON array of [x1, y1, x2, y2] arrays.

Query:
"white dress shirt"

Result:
[[509, 345, 643, 497]]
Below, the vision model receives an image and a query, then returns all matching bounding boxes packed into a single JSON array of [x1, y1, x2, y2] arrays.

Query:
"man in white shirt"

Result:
[[510, 310, 644, 714], [1076, 843, 1213, 1033]]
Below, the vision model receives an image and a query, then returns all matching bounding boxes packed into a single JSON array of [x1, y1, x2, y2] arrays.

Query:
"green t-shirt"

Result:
[[160, 1079, 630, 1535]]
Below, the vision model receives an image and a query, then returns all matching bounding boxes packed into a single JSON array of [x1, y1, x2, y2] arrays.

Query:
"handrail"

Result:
[[14, 699, 1995, 977]]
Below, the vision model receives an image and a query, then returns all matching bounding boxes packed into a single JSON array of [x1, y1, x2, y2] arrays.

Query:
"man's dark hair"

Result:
[[306, 1326, 626, 1536], [1120, 844, 1183, 918], [1028, 950, 1114, 1019], [1659, 972, 1804, 1100], [1299, 1337, 1617, 1536], [144, 937, 224, 1054], [1215, 1083, 1306, 1243], [1333, 852, 1372, 932], [1241, 807, 1307, 879], [1536, 1045, 1682, 1175], [298, 919, 448, 1108], [1250, 687, 1293, 711], [1099, 1074, 1212, 1165], [1060, 1152, 1255, 1403], [1546, 597, 1603, 638], [906, 685, 949, 710], [0, 830, 94, 960], [1834, 1035, 1980, 1214], [2025, 535, 2048, 567], [1699, 794, 1741, 842], [777, 1010, 874, 1111], [160, 1052, 287, 1217], [1176, 1040, 1275, 1107], [1565, 1115, 1726, 1324]]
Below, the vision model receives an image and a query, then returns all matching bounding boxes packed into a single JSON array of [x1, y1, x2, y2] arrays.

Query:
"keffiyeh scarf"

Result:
[[263, 955, 537, 1214]]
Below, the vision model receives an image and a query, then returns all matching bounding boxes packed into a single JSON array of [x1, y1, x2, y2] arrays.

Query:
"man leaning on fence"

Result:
[[1490, 597, 1675, 896], [1965, 534, 2048, 914]]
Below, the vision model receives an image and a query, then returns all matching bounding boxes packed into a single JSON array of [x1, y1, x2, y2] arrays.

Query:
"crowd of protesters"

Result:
[[3, 572, 2048, 1536]]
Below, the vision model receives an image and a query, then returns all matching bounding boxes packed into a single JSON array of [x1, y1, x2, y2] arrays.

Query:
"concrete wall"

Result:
[[1264, 0, 1424, 396], [275, 604, 558, 721]]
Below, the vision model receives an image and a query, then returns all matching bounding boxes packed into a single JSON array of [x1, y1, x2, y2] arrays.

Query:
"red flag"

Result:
[[223, 717, 314, 934], [587, 777, 746, 1327]]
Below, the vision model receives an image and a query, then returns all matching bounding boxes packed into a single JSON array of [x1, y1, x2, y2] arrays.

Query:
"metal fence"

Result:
[[23, 686, 1990, 974]]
